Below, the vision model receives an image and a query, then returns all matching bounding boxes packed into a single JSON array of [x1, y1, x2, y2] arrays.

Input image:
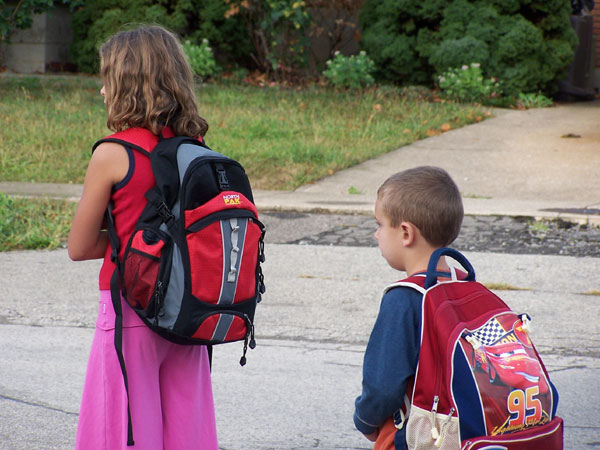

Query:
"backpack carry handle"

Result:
[[425, 247, 476, 289]]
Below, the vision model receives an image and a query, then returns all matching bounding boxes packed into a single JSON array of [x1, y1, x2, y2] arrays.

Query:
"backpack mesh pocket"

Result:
[[406, 405, 460, 450], [122, 228, 170, 311]]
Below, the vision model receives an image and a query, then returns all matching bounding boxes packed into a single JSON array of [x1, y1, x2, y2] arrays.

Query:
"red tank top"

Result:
[[97, 127, 176, 289]]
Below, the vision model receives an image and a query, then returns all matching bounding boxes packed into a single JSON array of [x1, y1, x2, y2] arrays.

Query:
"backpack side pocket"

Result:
[[121, 228, 172, 314]]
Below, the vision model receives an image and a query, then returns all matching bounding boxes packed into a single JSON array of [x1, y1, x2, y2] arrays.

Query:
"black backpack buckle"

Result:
[[157, 201, 175, 225], [215, 164, 230, 190]]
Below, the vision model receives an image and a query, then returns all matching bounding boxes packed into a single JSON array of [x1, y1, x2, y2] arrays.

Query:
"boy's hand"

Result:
[[364, 430, 378, 442]]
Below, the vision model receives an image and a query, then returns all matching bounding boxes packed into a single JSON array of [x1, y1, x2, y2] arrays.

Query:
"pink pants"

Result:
[[75, 291, 218, 450]]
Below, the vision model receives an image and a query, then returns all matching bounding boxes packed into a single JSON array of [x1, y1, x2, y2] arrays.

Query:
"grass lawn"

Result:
[[0, 193, 77, 251], [0, 75, 490, 250], [0, 75, 489, 190]]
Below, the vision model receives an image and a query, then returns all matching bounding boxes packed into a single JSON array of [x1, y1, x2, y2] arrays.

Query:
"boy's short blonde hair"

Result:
[[377, 166, 463, 247]]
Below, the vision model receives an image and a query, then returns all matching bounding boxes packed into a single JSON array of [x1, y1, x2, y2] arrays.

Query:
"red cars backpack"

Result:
[[387, 248, 563, 450], [96, 132, 266, 445]]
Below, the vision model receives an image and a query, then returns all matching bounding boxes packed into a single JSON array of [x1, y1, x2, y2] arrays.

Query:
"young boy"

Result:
[[354, 166, 464, 449]]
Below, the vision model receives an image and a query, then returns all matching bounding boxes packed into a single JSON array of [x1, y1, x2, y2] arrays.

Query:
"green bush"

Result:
[[323, 51, 375, 89], [517, 92, 553, 108], [183, 1, 251, 69], [437, 63, 500, 104], [360, 0, 577, 96], [70, 0, 250, 74], [183, 39, 218, 79], [222, 0, 311, 78]]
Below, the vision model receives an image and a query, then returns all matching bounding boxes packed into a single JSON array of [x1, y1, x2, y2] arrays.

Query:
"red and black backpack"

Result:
[[387, 248, 563, 449], [96, 132, 265, 445]]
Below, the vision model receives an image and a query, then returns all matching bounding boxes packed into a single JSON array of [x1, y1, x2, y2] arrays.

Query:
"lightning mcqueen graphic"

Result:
[[471, 341, 549, 394]]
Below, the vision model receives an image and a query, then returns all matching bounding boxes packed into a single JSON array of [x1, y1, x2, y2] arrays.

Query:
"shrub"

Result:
[[437, 63, 501, 104], [517, 92, 553, 109], [183, 39, 218, 79], [323, 51, 375, 89], [70, 1, 187, 73], [359, 1, 442, 85], [183, 0, 251, 69], [360, 0, 577, 96], [70, 0, 250, 74], [223, 0, 312, 78]]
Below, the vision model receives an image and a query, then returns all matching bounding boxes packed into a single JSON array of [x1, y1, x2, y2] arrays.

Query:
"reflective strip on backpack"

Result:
[[219, 217, 248, 303], [211, 217, 248, 342], [227, 218, 240, 283]]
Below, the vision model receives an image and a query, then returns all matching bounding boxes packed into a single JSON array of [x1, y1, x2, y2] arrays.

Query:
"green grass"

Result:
[[0, 75, 490, 190], [0, 76, 107, 184], [0, 75, 491, 251], [0, 193, 77, 251]]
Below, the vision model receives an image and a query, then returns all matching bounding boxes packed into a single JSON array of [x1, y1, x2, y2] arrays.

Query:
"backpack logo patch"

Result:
[[223, 193, 241, 205]]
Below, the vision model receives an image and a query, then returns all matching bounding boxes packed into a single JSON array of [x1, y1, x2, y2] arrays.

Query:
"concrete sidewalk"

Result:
[[261, 101, 600, 224]]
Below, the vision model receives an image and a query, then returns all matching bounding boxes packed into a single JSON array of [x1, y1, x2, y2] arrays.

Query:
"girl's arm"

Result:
[[68, 142, 129, 261]]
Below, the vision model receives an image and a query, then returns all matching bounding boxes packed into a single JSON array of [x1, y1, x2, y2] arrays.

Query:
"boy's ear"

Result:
[[399, 221, 417, 247]]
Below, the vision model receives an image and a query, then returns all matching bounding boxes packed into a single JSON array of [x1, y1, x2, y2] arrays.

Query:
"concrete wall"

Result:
[[1, 6, 73, 73]]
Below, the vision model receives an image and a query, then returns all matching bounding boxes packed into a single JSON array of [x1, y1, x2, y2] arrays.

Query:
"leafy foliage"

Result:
[[323, 50, 375, 89], [437, 63, 500, 104], [223, 0, 311, 78], [183, 39, 218, 79], [360, 0, 577, 96], [69, 0, 251, 74], [517, 92, 553, 109]]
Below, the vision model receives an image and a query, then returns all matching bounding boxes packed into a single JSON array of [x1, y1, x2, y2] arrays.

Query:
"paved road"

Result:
[[1, 212, 599, 449]]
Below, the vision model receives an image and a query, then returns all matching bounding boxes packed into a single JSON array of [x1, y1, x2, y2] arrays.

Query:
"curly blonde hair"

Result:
[[100, 25, 208, 137]]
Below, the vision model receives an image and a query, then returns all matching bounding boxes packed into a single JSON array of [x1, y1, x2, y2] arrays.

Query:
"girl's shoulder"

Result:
[[88, 141, 130, 185]]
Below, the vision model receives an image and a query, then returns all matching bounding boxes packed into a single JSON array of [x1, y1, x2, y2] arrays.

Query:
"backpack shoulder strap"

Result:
[[384, 274, 427, 295], [94, 127, 164, 447], [91, 128, 160, 156]]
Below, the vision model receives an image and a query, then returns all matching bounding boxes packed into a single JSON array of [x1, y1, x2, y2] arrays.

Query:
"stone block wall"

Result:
[[1, 6, 73, 73]]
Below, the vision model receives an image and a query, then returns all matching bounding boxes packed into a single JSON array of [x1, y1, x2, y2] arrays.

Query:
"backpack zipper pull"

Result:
[[430, 395, 440, 440], [434, 406, 455, 447], [153, 281, 164, 324], [239, 336, 248, 366], [239, 318, 255, 366], [249, 323, 256, 349]]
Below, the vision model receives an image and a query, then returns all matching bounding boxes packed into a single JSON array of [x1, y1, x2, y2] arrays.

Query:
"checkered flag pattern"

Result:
[[471, 317, 508, 346]]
